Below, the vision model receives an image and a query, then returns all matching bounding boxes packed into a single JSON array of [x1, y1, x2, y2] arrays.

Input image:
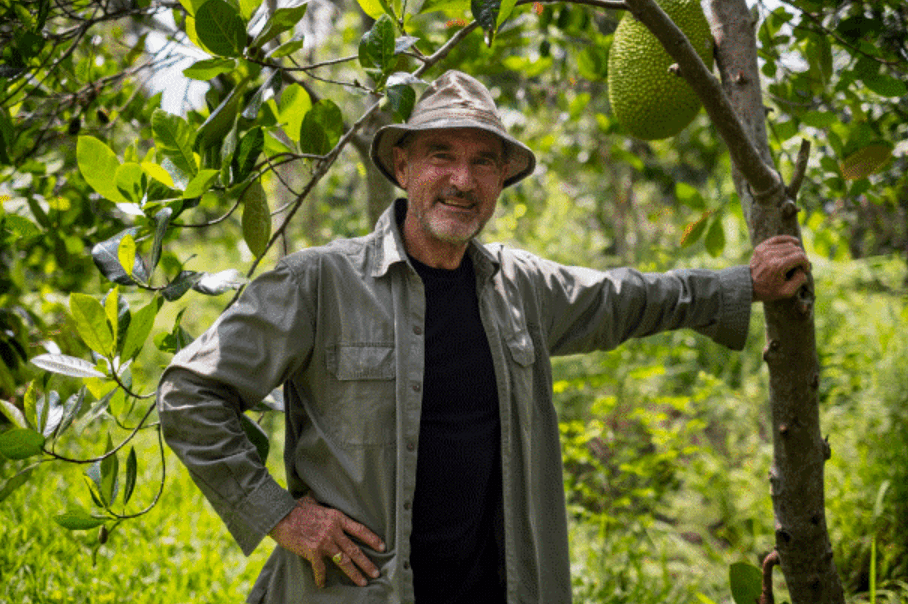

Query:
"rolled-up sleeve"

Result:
[[157, 260, 313, 555]]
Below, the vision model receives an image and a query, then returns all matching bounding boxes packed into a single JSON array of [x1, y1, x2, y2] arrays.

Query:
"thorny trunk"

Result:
[[708, 1, 845, 602]]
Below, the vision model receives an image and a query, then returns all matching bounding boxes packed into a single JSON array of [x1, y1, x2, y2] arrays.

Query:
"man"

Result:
[[157, 70, 809, 603]]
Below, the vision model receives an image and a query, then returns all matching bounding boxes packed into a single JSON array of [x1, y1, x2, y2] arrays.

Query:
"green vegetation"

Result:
[[607, 0, 714, 140]]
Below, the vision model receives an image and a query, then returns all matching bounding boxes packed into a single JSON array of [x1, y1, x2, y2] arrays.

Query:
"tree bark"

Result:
[[620, 0, 846, 601]]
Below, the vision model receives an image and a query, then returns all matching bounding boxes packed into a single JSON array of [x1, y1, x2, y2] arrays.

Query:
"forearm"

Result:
[[158, 367, 296, 555]]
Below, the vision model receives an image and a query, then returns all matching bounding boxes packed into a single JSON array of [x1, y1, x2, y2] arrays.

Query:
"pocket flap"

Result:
[[327, 344, 395, 380]]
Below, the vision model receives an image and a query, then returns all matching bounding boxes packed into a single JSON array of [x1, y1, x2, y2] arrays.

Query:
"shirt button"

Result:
[[411, 382, 421, 392], [406, 441, 415, 452], [413, 326, 423, 335], [404, 501, 411, 510], [403, 560, 410, 570]]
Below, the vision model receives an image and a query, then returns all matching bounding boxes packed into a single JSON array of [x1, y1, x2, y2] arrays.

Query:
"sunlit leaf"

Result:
[[118, 234, 136, 278], [268, 38, 305, 59], [359, 15, 396, 74], [193, 269, 249, 296], [77, 136, 129, 204], [31, 353, 106, 378], [356, 0, 392, 20], [0, 398, 28, 429], [121, 296, 163, 361], [24, 380, 38, 432], [277, 84, 311, 143], [70, 294, 114, 356], [680, 211, 712, 248]]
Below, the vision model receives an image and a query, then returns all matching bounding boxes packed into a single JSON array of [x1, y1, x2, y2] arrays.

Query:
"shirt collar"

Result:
[[370, 198, 500, 280]]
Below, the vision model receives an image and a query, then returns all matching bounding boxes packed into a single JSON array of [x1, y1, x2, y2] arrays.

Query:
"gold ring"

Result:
[[332, 552, 344, 564]]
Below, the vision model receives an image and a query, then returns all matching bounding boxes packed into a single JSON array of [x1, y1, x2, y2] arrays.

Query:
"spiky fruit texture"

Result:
[[607, 0, 714, 140]]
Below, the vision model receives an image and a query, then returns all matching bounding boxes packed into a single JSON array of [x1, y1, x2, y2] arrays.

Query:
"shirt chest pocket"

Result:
[[324, 343, 396, 447]]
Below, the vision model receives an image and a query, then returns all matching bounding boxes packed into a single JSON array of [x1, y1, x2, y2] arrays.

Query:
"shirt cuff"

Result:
[[229, 477, 298, 556], [713, 265, 753, 351]]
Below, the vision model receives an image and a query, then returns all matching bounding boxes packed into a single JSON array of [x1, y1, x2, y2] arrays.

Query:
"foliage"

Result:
[[1, 0, 907, 601]]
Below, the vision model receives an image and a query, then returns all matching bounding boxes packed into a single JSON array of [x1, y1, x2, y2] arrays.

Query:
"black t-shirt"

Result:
[[408, 253, 506, 603]]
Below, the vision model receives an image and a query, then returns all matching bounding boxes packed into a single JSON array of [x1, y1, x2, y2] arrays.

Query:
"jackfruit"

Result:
[[607, 0, 714, 140]]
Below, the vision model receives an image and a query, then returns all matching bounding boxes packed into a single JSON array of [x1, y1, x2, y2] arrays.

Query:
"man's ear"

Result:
[[393, 146, 409, 189]]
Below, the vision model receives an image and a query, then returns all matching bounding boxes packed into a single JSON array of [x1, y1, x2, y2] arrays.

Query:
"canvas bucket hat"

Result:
[[371, 70, 536, 189]]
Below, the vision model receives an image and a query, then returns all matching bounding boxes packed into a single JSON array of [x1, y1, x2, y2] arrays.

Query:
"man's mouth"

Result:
[[439, 198, 474, 209]]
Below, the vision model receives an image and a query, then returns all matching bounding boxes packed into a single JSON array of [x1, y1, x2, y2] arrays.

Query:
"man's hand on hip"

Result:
[[750, 235, 811, 303], [269, 494, 386, 588]]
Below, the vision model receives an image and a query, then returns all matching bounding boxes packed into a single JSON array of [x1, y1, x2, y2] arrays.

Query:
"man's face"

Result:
[[393, 127, 508, 252]]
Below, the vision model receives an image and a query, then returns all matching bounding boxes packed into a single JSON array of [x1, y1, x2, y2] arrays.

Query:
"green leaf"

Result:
[[77, 136, 129, 204], [197, 84, 244, 150], [0, 428, 45, 460], [121, 297, 162, 361], [104, 286, 120, 352], [24, 381, 38, 432], [92, 228, 150, 285], [862, 73, 907, 98], [152, 109, 198, 179], [800, 110, 837, 129], [56, 389, 86, 438], [162, 271, 205, 302], [356, 0, 393, 20], [471, 0, 503, 41], [386, 84, 416, 122], [277, 84, 311, 143], [41, 391, 63, 438], [251, 1, 308, 49], [115, 162, 146, 204], [183, 169, 220, 199], [70, 293, 115, 356], [729, 562, 762, 604], [0, 464, 37, 503], [30, 353, 106, 378], [123, 447, 138, 505], [54, 507, 107, 530], [100, 433, 119, 507], [183, 57, 237, 81], [233, 127, 264, 182], [151, 207, 173, 271], [141, 161, 176, 188], [359, 15, 396, 74], [681, 211, 712, 248], [239, 413, 270, 463], [241, 180, 271, 257], [1, 214, 41, 239], [267, 38, 305, 59], [195, 0, 247, 57], [243, 69, 282, 120], [299, 100, 344, 155], [704, 217, 725, 257]]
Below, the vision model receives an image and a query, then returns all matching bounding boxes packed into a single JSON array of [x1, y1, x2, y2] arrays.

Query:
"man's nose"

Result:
[[448, 160, 477, 190]]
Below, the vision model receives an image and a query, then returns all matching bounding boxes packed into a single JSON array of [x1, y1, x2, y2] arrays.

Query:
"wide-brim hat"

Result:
[[371, 70, 536, 189]]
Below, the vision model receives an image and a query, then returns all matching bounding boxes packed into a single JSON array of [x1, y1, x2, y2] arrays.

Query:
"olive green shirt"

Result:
[[157, 199, 752, 604]]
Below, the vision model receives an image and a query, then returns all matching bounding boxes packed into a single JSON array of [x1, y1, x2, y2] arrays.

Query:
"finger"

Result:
[[341, 516, 386, 553], [311, 557, 327, 589], [336, 533, 380, 579], [330, 548, 369, 587]]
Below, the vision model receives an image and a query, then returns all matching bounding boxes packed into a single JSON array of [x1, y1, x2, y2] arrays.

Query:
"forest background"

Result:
[[0, 0, 906, 602]]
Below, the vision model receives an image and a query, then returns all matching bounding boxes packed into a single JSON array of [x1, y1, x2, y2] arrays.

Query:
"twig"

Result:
[[759, 550, 781, 604], [786, 139, 810, 198]]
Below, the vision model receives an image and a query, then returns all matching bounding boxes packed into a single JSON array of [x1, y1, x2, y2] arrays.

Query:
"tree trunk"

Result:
[[707, 1, 846, 602]]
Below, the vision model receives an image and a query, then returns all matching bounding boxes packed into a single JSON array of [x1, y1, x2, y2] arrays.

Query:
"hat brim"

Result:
[[370, 119, 536, 189]]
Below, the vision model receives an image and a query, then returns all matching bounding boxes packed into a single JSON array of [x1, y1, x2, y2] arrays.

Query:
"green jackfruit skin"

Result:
[[607, 0, 714, 140]]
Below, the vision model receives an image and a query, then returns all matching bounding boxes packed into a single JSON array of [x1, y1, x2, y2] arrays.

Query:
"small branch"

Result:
[[786, 139, 810, 198], [43, 399, 158, 464], [759, 550, 781, 604], [517, 0, 628, 10]]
